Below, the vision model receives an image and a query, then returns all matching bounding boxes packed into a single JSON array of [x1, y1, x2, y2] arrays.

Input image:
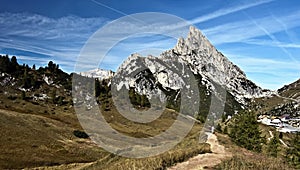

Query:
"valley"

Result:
[[0, 26, 299, 169]]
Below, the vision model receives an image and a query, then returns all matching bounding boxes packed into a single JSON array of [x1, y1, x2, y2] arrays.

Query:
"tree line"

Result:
[[218, 111, 300, 168]]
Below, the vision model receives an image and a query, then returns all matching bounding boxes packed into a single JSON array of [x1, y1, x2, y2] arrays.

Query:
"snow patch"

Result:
[[80, 68, 114, 80]]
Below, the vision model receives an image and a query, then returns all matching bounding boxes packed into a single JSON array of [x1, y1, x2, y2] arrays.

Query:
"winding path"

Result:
[[267, 131, 274, 141], [168, 133, 232, 170], [268, 131, 288, 147]]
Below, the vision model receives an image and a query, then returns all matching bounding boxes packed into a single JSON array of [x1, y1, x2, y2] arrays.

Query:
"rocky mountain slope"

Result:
[[253, 78, 300, 117], [168, 26, 270, 102], [278, 78, 300, 100], [80, 68, 114, 80], [104, 26, 270, 119]]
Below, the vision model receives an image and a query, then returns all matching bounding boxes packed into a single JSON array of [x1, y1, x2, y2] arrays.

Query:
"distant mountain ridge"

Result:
[[278, 78, 300, 100], [80, 68, 114, 80], [253, 78, 300, 117]]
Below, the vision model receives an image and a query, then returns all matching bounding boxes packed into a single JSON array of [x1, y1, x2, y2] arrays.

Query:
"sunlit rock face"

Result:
[[80, 68, 114, 80], [165, 26, 268, 103], [85, 26, 271, 105]]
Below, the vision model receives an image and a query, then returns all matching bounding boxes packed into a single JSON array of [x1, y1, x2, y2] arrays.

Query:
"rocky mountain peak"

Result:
[[166, 26, 270, 103], [174, 26, 213, 56], [83, 26, 271, 105]]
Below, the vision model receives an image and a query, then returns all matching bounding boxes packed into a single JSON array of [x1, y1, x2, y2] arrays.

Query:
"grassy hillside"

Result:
[[0, 105, 211, 169], [215, 133, 294, 170], [0, 108, 106, 169]]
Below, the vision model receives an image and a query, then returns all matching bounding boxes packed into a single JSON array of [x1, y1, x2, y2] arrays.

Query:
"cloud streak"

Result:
[[2, 8, 298, 72], [0, 12, 107, 71], [190, 0, 275, 24], [202, 10, 300, 45], [245, 39, 300, 48], [223, 52, 300, 89]]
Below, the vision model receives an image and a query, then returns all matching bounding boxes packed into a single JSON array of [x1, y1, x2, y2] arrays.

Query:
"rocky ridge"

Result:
[[80, 68, 114, 80], [108, 26, 271, 105]]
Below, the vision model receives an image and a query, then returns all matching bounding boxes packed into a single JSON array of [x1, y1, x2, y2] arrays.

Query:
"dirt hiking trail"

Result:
[[168, 133, 232, 170]]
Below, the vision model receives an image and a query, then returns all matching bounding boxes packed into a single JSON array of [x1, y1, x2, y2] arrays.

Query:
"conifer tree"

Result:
[[21, 91, 26, 100], [229, 111, 265, 152], [10, 56, 18, 72], [286, 133, 300, 168], [216, 123, 222, 133], [22, 68, 32, 88], [95, 79, 101, 97], [57, 96, 63, 106], [267, 132, 280, 157], [223, 126, 228, 134], [50, 89, 56, 104]]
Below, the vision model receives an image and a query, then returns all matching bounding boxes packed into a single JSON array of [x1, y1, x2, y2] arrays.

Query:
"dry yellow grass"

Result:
[[215, 133, 295, 170], [0, 95, 211, 169]]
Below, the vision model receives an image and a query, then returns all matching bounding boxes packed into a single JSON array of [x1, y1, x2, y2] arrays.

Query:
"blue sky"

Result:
[[0, 0, 299, 90]]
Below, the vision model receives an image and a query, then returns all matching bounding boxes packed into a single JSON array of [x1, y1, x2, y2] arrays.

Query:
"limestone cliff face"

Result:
[[161, 26, 269, 103], [85, 26, 271, 105]]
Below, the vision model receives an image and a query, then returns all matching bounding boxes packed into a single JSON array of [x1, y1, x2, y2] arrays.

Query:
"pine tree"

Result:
[[0, 55, 10, 73], [267, 132, 280, 157], [50, 89, 56, 104], [141, 94, 145, 107], [57, 96, 63, 106], [140, 94, 150, 108], [95, 79, 101, 97], [135, 94, 141, 106], [68, 99, 73, 106], [216, 123, 222, 133], [223, 126, 228, 134], [279, 132, 283, 139], [221, 114, 226, 123], [31, 74, 38, 89], [10, 56, 18, 72], [286, 133, 300, 168], [22, 68, 32, 88], [229, 111, 265, 152], [129, 88, 136, 105], [48, 61, 54, 70], [21, 91, 26, 100]]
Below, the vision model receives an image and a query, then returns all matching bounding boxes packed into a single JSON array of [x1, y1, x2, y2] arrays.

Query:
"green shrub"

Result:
[[73, 130, 89, 139]]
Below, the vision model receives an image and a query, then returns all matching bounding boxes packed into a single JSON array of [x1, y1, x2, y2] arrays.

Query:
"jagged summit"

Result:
[[174, 26, 211, 55], [164, 26, 270, 103], [83, 26, 271, 104]]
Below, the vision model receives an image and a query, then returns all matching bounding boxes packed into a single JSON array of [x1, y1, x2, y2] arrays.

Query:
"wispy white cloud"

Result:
[[202, 10, 300, 45], [5, 3, 297, 73], [0, 12, 107, 71], [244, 39, 300, 48], [190, 0, 274, 24], [223, 52, 300, 89], [75, 34, 178, 72], [243, 11, 300, 69]]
